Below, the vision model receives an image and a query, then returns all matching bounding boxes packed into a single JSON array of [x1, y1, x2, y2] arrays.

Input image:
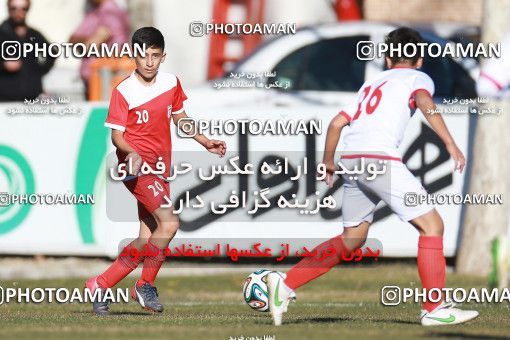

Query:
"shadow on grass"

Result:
[[73, 311, 153, 316], [253, 316, 354, 325], [288, 316, 354, 324], [255, 315, 418, 326], [428, 332, 509, 339]]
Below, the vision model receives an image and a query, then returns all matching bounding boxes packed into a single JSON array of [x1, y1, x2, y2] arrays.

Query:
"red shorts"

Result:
[[123, 174, 170, 220]]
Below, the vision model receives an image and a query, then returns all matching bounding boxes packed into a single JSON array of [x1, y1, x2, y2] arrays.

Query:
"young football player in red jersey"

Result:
[[266, 27, 479, 326], [86, 27, 226, 315]]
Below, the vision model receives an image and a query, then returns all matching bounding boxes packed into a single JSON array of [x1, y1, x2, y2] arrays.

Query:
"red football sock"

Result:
[[137, 240, 166, 287], [97, 241, 145, 288], [284, 235, 347, 290], [417, 235, 446, 312]]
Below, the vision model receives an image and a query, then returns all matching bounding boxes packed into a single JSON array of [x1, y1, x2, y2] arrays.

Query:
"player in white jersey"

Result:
[[266, 27, 479, 327]]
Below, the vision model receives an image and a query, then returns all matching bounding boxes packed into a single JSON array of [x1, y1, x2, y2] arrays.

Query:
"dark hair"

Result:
[[384, 27, 423, 65], [132, 27, 165, 51]]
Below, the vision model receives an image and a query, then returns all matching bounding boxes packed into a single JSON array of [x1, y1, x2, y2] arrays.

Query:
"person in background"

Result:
[[266, 27, 478, 327], [69, 0, 130, 100], [0, 0, 56, 102]]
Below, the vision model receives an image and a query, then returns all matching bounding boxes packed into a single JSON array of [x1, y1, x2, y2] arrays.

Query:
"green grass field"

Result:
[[0, 263, 508, 339]]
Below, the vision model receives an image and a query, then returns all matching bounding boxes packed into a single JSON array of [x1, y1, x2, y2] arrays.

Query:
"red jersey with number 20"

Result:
[[105, 71, 187, 178], [339, 67, 434, 159]]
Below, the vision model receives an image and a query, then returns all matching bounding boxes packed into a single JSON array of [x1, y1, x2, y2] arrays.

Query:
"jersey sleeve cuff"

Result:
[[410, 88, 433, 99], [171, 107, 185, 115], [104, 122, 126, 132], [339, 110, 352, 122]]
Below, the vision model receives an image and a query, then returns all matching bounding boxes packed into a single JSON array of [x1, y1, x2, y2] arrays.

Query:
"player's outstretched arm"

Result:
[[415, 91, 466, 173], [111, 129, 142, 175], [323, 113, 350, 186], [172, 111, 227, 157]]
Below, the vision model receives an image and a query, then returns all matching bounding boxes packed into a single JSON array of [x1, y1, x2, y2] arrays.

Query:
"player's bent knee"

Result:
[[157, 221, 179, 237], [356, 236, 368, 249], [347, 234, 367, 250], [342, 222, 370, 251], [152, 206, 178, 224], [422, 222, 444, 236], [426, 210, 444, 236], [342, 232, 367, 251], [411, 209, 444, 236], [133, 237, 149, 250], [341, 236, 367, 252]]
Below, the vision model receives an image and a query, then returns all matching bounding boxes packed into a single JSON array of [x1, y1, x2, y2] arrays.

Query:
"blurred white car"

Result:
[[188, 22, 478, 110]]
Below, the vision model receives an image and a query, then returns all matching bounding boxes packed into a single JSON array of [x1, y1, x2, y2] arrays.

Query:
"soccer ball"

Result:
[[243, 269, 279, 312]]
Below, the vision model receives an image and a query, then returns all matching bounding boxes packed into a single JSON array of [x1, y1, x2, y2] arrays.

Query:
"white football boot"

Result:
[[420, 301, 479, 326], [267, 271, 296, 326]]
